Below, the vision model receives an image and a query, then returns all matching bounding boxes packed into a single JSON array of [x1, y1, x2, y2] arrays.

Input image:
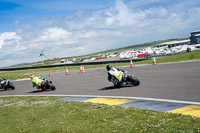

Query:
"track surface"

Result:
[[1, 61, 200, 103]]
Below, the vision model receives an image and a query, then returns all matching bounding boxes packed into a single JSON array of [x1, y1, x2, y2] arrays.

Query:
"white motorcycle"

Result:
[[108, 71, 140, 88], [0, 78, 15, 90]]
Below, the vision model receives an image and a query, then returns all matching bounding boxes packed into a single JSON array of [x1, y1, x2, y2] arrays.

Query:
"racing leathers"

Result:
[[0, 78, 4, 89], [31, 76, 45, 88], [107, 67, 124, 87]]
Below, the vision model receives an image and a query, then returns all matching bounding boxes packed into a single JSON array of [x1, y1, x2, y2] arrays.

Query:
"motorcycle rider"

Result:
[[30, 75, 45, 90], [0, 78, 4, 89], [106, 64, 125, 87]]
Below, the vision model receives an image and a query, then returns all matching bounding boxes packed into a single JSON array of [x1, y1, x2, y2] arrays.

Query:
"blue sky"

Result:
[[0, 0, 117, 32], [0, 0, 200, 67]]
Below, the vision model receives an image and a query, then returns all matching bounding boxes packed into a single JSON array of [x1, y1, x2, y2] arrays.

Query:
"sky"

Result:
[[0, 0, 200, 67]]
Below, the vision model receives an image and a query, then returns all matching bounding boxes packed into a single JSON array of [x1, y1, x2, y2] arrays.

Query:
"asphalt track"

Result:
[[1, 61, 200, 103]]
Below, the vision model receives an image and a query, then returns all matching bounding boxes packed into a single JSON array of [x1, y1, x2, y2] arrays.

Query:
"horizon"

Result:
[[1, 37, 189, 68]]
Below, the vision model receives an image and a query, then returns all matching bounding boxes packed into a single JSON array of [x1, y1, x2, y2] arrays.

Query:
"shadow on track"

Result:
[[0, 89, 13, 92], [28, 89, 55, 93], [99, 86, 119, 90], [99, 85, 136, 90], [27, 90, 44, 93]]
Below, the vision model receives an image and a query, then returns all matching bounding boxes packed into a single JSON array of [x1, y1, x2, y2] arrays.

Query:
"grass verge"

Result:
[[0, 96, 199, 133], [1, 50, 200, 80]]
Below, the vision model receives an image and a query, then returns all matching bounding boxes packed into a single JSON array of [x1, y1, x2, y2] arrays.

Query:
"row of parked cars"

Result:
[[119, 44, 200, 59], [60, 43, 200, 64]]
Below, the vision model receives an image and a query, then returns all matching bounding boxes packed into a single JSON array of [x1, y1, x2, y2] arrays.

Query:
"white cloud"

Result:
[[34, 27, 75, 46], [105, 0, 134, 26], [0, 0, 200, 67], [78, 31, 97, 38], [40, 27, 70, 41], [0, 32, 21, 48]]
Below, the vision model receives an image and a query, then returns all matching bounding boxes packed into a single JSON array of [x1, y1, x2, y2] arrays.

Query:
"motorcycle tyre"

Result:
[[128, 76, 140, 86], [47, 83, 56, 90], [9, 82, 15, 90], [41, 86, 46, 91], [4, 87, 8, 91]]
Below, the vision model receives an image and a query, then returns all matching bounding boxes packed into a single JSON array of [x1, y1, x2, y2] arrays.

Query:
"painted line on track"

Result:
[[84, 97, 134, 106], [1, 94, 200, 105], [1, 95, 200, 117], [55, 95, 200, 118], [168, 105, 200, 118], [14, 78, 30, 81]]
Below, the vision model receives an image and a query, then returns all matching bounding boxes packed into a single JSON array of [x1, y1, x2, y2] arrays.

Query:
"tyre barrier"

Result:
[[0, 58, 147, 71]]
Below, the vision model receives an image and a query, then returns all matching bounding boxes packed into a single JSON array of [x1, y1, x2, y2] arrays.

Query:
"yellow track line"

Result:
[[15, 78, 30, 81], [168, 105, 200, 118], [84, 97, 133, 106]]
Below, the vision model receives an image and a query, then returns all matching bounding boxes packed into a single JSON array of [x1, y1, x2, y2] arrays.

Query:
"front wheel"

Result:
[[128, 76, 140, 86], [47, 83, 56, 90], [50, 84, 56, 90], [9, 82, 15, 90]]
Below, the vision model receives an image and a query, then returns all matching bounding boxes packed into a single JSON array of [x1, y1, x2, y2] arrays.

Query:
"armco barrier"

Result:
[[0, 58, 147, 71]]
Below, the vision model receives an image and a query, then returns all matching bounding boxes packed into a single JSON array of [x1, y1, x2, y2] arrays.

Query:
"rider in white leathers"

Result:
[[106, 65, 125, 87]]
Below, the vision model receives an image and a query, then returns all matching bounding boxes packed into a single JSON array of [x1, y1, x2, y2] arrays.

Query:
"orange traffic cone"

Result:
[[80, 65, 83, 73], [82, 65, 85, 73], [153, 55, 156, 65], [66, 67, 69, 75], [49, 68, 52, 77], [130, 59, 134, 68]]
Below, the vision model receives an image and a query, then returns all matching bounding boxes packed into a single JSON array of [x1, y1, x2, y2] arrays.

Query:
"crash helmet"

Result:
[[30, 74, 35, 79], [106, 64, 112, 71]]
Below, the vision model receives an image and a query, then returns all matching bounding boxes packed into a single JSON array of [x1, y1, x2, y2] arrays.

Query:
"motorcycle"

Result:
[[36, 79, 56, 91], [109, 71, 140, 88], [0, 78, 15, 90]]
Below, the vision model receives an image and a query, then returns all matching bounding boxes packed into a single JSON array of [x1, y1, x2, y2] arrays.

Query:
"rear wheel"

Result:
[[41, 86, 46, 91], [128, 76, 140, 86], [4, 87, 8, 90], [114, 82, 121, 88]]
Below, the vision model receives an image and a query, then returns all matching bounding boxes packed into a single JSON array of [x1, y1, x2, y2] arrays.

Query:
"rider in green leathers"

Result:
[[30, 75, 45, 90]]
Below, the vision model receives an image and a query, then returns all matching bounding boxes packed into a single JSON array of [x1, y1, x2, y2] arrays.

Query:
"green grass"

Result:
[[1, 50, 200, 80], [1, 50, 200, 132], [0, 96, 199, 133]]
